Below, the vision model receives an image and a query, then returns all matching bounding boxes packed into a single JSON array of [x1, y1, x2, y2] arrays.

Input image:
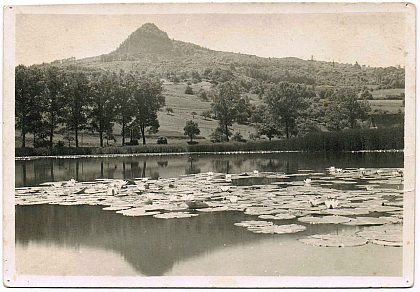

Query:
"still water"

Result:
[[15, 152, 403, 276], [15, 152, 403, 187]]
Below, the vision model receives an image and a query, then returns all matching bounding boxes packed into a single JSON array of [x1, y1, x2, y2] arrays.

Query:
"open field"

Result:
[[367, 99, 404, 114], [157, 81, 260, 139], [370, 88, 404, 100]]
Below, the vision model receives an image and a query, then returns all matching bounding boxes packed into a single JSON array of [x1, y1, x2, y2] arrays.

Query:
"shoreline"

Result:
[[15, 149, 404, 161]]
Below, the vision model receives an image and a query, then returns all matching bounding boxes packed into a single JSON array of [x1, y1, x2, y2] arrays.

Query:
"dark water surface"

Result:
[[15, 152, 404, 276], [15, 152, 403, 187], [16, 205, 402, 276]]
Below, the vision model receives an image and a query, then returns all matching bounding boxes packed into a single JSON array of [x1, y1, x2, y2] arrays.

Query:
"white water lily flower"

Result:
[[328, 166, 336, 173], [220, 186, 231, 192], [225, 174, 232, 182], [107, 187, 116, 196], [324, 199, 339, 209], [304, 179, 311, 185], [66, 178, 77, 187], [226, 195, 238, 203], [253, 170, 259, 176]]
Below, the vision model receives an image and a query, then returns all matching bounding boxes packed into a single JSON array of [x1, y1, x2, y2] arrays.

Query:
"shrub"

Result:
[[126, 139, 139, 145], [15, 126, 404, 157], [249, 133, 260, 141], [232, 131, 246, 142], [157, 137, 168, 144], [201, 110, 213, 120], [198, 89, 209, 101], [34, 139, 50, 148], [185, 85, 194, 95]]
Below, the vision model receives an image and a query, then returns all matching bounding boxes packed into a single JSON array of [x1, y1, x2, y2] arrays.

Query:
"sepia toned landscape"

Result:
[[4, 3, 415, 288]]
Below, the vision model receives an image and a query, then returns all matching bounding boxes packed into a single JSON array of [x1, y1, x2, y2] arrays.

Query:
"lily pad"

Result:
[[117, 208, 160, 217], [247, 224, 306, 234], [356, 224, 402, 243], [323, 208, 371, 216], [299, 234, 368, 247], [370, 239, 402, 247], [234, 220, 274, 228], [197, 206, 229, 212], [298, 215, 351, 224], [258, 213, 296, 220], [153, 212, 199, 219], [344, 217, 393, 226]]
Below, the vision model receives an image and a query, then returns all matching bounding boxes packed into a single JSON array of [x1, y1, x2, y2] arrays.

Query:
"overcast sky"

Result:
[[16, 12, 406, 67]]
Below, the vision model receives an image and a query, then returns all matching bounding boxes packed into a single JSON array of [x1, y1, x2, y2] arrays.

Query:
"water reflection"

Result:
[[16, 205, 367, 276], [15, 152, 403, 187]]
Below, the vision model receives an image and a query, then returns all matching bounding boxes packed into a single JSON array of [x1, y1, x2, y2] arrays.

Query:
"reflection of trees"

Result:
[[232, 158, 244, 168], [16, 205, 268, 276], [75, 160, 80, 181], [125, 161, 147, 178], [250, 158, 300, 174], [185, 157, 201, 175], [15, 205, 358, 276], [21, 163, 27, 186], [211, 160, 231, 174], [149, 171, 160, 180], [15, 153, 404, 188], [50, 160, 54, 181], [157, 160, 169, 168]]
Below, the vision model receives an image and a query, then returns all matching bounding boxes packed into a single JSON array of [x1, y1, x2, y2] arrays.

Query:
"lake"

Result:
[[15, 152, 404, 277]]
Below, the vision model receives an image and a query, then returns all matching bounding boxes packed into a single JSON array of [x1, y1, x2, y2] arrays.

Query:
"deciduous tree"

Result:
[[184, 120, 200, 142], [132, 76, 165, 145], [211, 81, 242, 141], [62, 71, 91, 147], [264, 82, 311, 139]]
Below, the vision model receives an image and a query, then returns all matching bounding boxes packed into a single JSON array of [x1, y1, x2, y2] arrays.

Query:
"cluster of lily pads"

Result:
[[15, 167, 403, 247]]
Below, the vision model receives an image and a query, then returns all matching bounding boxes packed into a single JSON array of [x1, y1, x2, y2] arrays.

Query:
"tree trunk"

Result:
[[140, 125, 146, 145], [21, 118, 26, 148], [99, 131, 103, 147], [225, 124, 229, 142], [269, 136, 272, 141], [22, 130, 26, 148], [33, 132, 37, 147], [122, 121, 126, 146], [142, 161, 146, 177], [190, 135, 193, 143], [49, 124, 54, 149], [49, 112, 55, 149], [75, 127, 79, 148], [285, 120, 290, 139]]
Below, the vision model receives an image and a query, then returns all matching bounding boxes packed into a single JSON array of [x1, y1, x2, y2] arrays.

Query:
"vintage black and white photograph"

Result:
[[2, 2, 416, 288]]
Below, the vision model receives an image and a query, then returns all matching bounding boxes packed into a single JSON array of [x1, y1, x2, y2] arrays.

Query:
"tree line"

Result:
[[16, 65, 164, 148], [16, 65, 374, 149], [208, 81, 372, 142]]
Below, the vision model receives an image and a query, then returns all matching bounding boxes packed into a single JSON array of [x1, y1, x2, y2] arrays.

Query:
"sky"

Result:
[[15, 12, 406, 67]]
